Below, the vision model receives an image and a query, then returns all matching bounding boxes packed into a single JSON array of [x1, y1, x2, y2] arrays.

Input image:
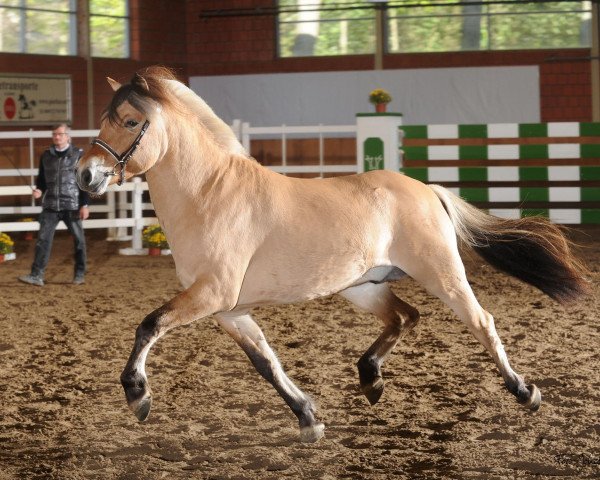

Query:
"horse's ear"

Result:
[[107, 77, 121, 92], [133, 72, 150, 92]]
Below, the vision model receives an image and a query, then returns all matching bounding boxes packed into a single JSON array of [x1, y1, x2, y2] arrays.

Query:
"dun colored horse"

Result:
[[77, 66, 589, 443]]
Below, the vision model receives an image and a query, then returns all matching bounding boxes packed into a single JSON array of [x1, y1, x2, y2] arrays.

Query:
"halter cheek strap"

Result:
[[91, 119, 150, 186]]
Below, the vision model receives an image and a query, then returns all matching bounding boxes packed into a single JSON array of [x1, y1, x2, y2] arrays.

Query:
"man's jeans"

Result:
[[31, 209, 86, 279]]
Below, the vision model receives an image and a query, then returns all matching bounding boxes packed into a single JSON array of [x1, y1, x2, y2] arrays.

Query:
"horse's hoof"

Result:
[[523, 384, 541, 411], [132, 395, 153, 421], [362, 376, 384, 406], [299, 423, 325, 443]]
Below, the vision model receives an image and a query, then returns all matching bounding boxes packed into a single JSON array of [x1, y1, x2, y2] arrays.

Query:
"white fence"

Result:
[[0, 123, 359, 252], [236, 120, 358, 176]]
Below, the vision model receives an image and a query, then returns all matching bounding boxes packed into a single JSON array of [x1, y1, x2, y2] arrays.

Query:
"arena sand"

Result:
[[0, 227, 598, 479]]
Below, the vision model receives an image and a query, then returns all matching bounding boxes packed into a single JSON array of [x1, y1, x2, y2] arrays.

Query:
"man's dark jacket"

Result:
[[36, 144, 89, 211]]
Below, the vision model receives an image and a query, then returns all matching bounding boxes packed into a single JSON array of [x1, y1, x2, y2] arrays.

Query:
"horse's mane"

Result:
[[104, 66, 246, 155]]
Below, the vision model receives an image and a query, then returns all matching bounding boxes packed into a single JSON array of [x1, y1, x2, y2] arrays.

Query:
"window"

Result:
[[277, 1, 593, 57], [0, 0, 75, 55], [278, 1, 376, 57], [387, 1, 592, 53], [0, 0, 129, 58], [90, 0, 129, 58]]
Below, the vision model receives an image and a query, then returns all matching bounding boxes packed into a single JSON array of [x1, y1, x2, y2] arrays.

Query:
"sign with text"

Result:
[[0, 74, 71, 125]]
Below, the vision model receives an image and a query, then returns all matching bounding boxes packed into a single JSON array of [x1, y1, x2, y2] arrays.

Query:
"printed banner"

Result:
[[0, 74, 71, 125]]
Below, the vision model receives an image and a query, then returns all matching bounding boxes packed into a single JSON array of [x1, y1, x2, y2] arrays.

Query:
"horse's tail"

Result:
[[428, 184, 590, 304]]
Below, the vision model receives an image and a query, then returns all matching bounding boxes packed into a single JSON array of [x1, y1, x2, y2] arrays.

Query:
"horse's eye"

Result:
[[125, 119, 139, 128]]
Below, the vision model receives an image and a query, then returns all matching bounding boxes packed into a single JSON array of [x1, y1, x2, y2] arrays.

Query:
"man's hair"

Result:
[[52, 123, 70, 132]]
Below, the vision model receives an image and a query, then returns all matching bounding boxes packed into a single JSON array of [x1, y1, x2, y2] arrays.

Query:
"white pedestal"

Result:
[[356, 113, 403, 173]]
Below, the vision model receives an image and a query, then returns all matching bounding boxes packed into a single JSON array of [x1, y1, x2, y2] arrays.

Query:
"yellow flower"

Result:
[[143, 224, 169, 249], [369, 88, 392, 105], [0, 232, 14, 254]]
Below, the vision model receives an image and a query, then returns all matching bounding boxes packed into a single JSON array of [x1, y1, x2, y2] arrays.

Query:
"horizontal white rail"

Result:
[[0, 181, 150, 196], [245, 125, 357, 136], [0, 216, 158, 233], [0, 129, 99, 140], [0, 168, 38, 177]]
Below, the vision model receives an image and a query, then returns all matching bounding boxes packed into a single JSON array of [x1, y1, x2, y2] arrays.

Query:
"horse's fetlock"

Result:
[[505, 379, 529, 403], [357, 354, 380, 386], [121, 370, 144, 389]]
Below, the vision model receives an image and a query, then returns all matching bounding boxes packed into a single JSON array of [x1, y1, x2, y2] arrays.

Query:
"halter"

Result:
[[91, 119, 150, 186]]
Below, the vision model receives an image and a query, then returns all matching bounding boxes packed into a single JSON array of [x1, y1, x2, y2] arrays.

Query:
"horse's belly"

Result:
[[235, 259, 404, 307], [235, 263, 354, 306]]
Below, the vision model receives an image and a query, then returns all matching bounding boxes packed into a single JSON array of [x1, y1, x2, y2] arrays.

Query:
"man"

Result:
[[19, 124, 89, 286]]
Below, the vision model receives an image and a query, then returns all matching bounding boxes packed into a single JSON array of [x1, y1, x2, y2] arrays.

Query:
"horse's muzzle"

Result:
[[77, 161, 109, 195]]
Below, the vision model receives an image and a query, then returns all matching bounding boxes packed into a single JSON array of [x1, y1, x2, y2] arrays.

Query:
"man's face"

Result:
[[52, 126, 70, 150]]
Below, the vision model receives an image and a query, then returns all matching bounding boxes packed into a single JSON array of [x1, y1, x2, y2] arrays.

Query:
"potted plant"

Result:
[[0, 232, 15, 262], [142, 224, 169, 256], [369, 88, 392, 113]]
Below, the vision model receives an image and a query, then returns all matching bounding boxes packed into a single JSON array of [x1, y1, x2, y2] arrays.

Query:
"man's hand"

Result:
[[32, 188, 42, 199], [79, 206, 89, 220]]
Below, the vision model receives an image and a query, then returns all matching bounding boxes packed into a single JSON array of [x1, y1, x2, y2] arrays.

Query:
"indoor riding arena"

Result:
[[1, 2, 599, 480]]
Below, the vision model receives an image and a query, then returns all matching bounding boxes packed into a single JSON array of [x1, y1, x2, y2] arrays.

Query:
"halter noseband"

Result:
[[91, 119, 150, 186]]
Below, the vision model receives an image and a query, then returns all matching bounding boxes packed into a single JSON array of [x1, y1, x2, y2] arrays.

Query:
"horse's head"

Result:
[[77, 67, 177, 195]]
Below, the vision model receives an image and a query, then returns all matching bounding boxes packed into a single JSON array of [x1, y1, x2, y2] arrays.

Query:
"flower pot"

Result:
[[0, 254, 4, 263], [148, 247, 161, 256], [375, 103, 387, 113]]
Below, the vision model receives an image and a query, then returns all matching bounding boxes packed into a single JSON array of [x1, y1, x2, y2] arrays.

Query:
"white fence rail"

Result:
[[0, 123, 360, 252], [237, 120, 357, 176]]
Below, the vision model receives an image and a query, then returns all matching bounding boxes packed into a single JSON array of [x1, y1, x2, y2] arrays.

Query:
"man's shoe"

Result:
[[18, 274, 44, 287], [73, 275, 85, 285]]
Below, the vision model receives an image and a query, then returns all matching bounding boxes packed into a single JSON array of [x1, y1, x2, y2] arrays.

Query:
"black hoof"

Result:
[[523, 384, 541, 411], [121, 371, 153, 420], [358, 355, 384, 405], [133, 395, 153, 421], [361, 376, 384, 405]]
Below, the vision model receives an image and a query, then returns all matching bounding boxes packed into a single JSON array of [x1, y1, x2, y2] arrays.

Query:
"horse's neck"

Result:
[[165, 79, 246, 155], [146, 119, 244, 223]]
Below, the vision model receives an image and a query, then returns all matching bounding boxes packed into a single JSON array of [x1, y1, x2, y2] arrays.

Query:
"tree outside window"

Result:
[[279, 0, 376, 57], [277, 1, 593, 57], [0, 0, 73, 55], [90, 0, 128, 58], [0, 0, 128, 58]]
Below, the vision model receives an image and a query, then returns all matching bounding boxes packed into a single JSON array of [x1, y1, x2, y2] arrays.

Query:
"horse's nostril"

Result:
[[81, 169, 93, 186]]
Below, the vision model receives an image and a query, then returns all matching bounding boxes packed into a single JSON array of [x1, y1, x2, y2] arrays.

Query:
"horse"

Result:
[[18, 94, 36, 120], [76, 66, 589, 443]]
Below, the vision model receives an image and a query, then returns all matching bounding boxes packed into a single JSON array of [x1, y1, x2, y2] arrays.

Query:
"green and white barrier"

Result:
[[400, 122, 600, 224]]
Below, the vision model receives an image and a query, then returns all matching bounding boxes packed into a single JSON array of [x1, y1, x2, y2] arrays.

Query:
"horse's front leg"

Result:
[[216, 313, 325, 443], [120, 279, 237, 422]]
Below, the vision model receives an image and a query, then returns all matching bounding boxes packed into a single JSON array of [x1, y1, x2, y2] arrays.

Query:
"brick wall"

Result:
[[0, 0, 594, 131], [186, 1, 593, 122]]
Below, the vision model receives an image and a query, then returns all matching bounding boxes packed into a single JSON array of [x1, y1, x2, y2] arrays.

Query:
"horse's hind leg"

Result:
[[401, 241, 541, 411], [216, 313, 325, 443], [340, 283, 420, 405]]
